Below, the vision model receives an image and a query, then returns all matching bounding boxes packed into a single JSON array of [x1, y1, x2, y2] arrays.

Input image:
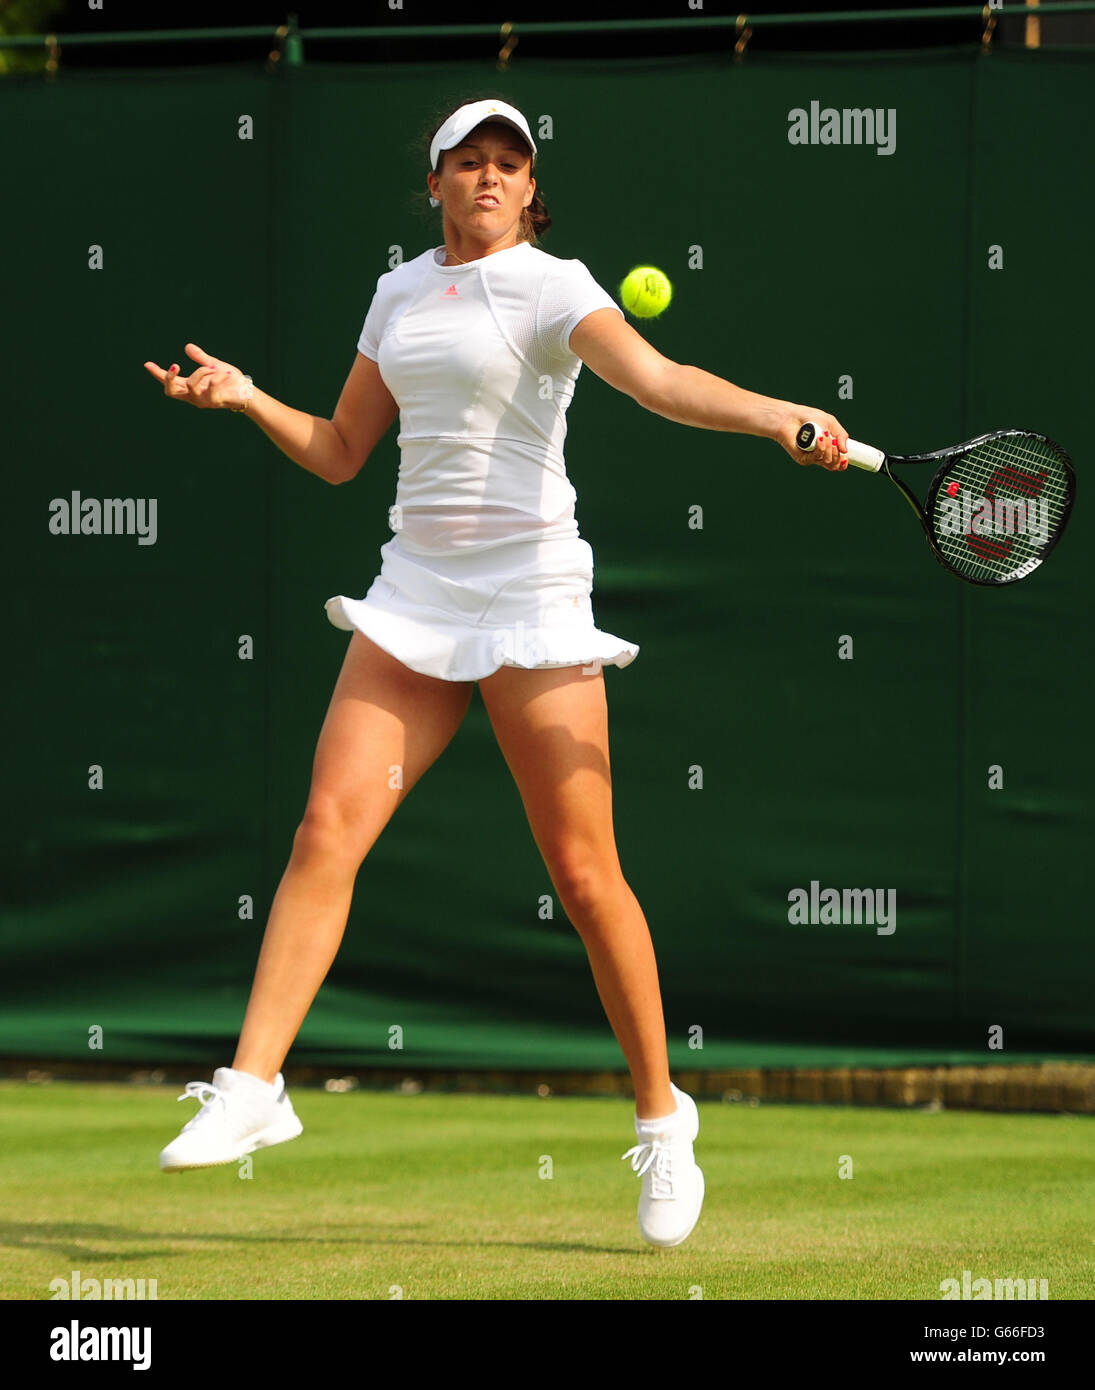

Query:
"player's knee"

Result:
[[292, 795, 374, 869], [550, 848, 622, 921]]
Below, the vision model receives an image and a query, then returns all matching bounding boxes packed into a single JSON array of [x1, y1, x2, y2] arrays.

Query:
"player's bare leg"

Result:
[[477, 661, 675, 1120], [232, 632, 475, 1082]]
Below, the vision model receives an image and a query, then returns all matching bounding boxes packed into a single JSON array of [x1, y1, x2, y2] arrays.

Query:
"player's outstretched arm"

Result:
[[570, 309, 848, 471]]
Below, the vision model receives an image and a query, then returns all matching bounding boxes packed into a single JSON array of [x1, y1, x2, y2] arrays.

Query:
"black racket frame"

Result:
[[880, 428, 1076, 586]]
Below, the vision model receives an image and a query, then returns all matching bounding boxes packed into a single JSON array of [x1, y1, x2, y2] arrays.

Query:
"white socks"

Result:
[[636, 1083, 683, 1135], [220, 1067, 279, 1093]]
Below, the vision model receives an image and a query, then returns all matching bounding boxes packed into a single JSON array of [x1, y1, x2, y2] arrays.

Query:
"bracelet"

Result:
[[233, 375, 254, 413]]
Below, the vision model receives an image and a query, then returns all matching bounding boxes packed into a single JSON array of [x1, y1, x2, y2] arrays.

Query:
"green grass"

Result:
[[1, 1081, 1092, 1299]]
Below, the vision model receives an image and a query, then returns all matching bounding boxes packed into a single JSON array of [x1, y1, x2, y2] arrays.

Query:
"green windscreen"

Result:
[[3, 48, 1092, 1070]]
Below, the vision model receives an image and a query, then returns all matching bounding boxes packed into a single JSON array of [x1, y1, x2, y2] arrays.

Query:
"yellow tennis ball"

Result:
[[619, 265, 672, 319]]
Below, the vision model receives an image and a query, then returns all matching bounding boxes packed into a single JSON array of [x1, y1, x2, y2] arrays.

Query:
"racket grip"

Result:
[[795, 421, 885, 473]]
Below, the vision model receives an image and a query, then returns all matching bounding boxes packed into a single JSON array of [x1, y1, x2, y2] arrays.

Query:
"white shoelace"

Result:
[[177, 1080, 224, 1112], [621, 1138, 677, 1198]]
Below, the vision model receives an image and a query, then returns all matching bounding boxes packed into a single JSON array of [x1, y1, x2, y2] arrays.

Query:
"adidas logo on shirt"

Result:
[[442, 284, 459, 297]]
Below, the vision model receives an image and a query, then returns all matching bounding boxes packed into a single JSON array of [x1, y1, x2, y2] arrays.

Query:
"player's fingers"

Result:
[[189, 366, 219, 399], [829, 419, 849, 470], [185, 342, 219, 368], [822, 426, 844, 471]]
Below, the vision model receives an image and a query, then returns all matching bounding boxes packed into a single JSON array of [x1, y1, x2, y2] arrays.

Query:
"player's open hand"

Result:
[[143, 343, 249, 410], [778, 409, 848, 471]]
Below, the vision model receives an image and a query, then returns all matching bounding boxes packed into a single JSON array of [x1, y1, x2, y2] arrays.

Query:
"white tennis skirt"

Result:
[[324, 532, 640, 682]]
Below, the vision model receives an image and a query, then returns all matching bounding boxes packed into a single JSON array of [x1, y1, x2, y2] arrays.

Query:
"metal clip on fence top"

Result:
[[735, 14, 754, 63], [269, 15, 303, 70], [268, 24, 285, 71], [981, 2, 999, 51], [498, 21, 518, 72]]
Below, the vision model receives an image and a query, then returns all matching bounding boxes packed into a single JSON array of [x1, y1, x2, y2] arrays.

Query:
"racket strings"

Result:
[[929, 434, 1072, 583]]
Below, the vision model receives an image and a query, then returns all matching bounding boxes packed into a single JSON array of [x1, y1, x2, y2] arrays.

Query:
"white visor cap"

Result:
[[428, 100, 537, 208]]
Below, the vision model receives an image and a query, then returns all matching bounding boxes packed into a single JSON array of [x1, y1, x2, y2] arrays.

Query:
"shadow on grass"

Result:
[[0, 1221, 640, 1260]]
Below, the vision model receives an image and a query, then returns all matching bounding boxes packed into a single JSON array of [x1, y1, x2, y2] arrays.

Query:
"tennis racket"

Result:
[[796, 422, 1076, 585]]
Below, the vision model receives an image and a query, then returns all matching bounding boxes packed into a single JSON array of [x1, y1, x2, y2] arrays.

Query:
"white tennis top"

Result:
[[357, 241, 623, 553]]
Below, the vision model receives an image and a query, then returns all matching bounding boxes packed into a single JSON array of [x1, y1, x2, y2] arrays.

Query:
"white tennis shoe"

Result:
[[621, 1082, 705, 1247], [159, 1067, 303, 1172]]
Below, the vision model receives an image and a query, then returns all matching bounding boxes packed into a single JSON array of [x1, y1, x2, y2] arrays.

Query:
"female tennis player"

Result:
[[144, 96, 848, 1249]]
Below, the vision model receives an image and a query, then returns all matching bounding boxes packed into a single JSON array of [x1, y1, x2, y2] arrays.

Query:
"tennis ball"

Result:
[[619, 266, 672, 319]]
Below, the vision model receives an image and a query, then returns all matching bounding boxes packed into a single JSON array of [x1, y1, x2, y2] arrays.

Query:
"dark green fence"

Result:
[[3, 45, 1092, 1070]]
